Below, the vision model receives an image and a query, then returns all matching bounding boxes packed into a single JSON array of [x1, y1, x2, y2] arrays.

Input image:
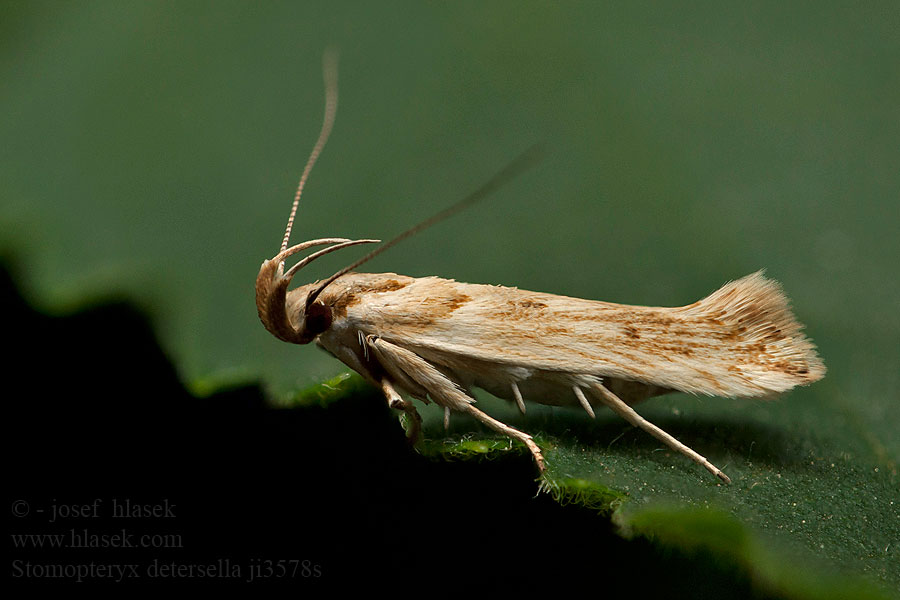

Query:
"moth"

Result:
[[256, 53, 825, 484]]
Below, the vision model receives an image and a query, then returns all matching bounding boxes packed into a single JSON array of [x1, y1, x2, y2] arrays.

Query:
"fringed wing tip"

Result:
[[692, 271, 826, 395]]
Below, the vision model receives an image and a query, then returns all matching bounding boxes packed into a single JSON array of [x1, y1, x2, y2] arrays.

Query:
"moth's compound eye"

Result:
[[304, 301, 333, 336]]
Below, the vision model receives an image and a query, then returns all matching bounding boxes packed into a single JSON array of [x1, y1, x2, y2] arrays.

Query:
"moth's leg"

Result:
[[590, 381, 731, 484], [367, 335, 546, 472], [456, 402, 546, 472], [511, 381, 526, 415], [380, 379, 422, 444], [572, 386, 596, 418]]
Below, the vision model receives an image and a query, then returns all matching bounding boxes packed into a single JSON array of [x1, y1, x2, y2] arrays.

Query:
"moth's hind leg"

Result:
[[380, 379, 422, 444], [589, 381, 731, 484]]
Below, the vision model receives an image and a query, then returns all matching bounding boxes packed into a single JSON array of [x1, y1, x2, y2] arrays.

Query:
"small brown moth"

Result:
[[256, 53, 825, 483]]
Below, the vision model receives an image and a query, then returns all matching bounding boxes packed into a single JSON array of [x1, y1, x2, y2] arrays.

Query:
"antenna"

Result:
[[281, 48, 340, 253], [305, 142, 544, 307]]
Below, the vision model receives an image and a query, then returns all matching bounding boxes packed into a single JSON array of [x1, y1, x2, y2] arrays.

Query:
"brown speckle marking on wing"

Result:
[[541, 324, 573, 336], [519, 299, 548, 309], [493, 296, 550, 321], [415, 292, 473, 327], [622, 323, 641, 339], [424, 292, 472, 312]]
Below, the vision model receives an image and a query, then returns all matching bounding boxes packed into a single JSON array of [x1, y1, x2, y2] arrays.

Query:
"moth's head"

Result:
[[256, 238, 378, 345]]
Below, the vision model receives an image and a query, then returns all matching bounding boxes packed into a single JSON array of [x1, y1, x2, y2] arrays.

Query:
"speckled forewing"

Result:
[[322, 271, 824, 398]]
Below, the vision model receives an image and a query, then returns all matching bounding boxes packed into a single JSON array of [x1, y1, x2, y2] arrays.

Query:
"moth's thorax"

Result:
[[299, 273, 413, 384], [313, 272, 416, 314]]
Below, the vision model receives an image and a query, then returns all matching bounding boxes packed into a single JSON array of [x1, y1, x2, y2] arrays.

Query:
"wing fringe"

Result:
[[683, 271, 826, 396]]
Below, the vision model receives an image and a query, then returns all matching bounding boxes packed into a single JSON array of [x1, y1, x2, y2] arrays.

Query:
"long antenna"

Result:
[[306, 142, 544, 307], [281, 48, 340, 253]]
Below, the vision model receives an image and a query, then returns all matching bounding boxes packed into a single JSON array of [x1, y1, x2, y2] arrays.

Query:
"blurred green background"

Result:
[[4, 0, 898, 453], [2, 1, 898, 593]]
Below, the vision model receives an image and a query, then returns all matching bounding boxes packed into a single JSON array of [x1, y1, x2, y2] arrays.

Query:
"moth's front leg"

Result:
[[366, 335, 546, 472], [380, 378, 422, 444], [321, 335, 425, 443]]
